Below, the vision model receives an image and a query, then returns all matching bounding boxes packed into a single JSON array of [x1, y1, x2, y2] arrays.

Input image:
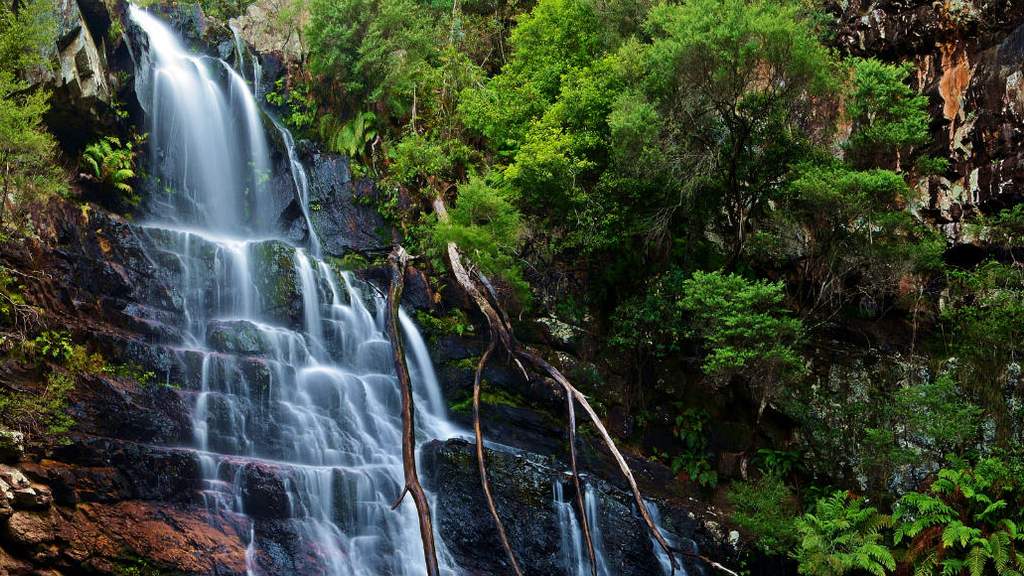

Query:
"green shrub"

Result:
[[727, 474, 800, 556], [794, 491, 894, 576]]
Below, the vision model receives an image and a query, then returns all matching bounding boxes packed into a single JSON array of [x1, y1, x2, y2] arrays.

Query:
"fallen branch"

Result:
[[564, 383, 598, 576], [517, 347, 677, 572], [385, 245, 440, 576], [670, 546, 741, 576], [473, 341, 524, 576], [432, 195, 680, 574]]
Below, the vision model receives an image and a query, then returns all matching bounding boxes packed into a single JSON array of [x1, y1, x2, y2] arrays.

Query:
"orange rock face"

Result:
[[3, 500, 249, 575]]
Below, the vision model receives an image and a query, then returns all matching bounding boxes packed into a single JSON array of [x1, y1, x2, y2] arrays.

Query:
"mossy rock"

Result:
[[249, 240, 301, 326]]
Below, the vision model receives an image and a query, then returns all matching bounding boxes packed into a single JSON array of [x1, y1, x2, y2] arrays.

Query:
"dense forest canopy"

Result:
[[5, 0, 1024, 573]]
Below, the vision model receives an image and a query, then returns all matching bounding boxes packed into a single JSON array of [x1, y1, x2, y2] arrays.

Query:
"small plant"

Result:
[[415, 309, 474, 339], [661, 406, 718, 488], [794, 491, 894, 576], [728, 474, 799, 556], [0, 370, 76, 443], [81, 134, 145, 203], [321, 111, 377, 161], [32, 330, 74, 362], [0, 266, 33, 329], [265, 78, 317, 133], [755, 448, 803, 479], [105, 362, 156, 387]]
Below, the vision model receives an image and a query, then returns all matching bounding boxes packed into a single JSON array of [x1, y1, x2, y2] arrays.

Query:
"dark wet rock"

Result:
[[306, 151, 390, 257], [240, 461, 291, 518], [250, 239, 302, 326], [423, 438, 710, 576], [208, 320, 265, 355], [38, 0, 120, 153], [46, 439, 200, 503]]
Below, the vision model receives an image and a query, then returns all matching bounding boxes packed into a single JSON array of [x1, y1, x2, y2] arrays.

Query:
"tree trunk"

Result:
[[385, 246, 440, 576]]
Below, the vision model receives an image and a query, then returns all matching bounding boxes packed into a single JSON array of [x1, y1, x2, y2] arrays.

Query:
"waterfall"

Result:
[[553, 479, 611, 576], [127, 6, 455, 574], [645, 500, 691, 576]]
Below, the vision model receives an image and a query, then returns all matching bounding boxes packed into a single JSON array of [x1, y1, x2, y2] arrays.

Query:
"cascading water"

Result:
[[127, 6, 455, 574], [554, 478, 694, 576], [646, 500, 691, 576], [553, 480, 611, 576]]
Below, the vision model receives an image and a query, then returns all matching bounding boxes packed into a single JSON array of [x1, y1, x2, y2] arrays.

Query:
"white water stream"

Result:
[[128, 6, 456, 574]]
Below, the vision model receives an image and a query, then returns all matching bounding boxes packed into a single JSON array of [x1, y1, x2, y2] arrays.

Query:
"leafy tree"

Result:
[[306, 0, 438, 121], [430, 175, 527, 301], [894, 458, 1024, 576], [638, 0, 838, 262], [793, 491, 895, 576], [0, 0, 63, 237], [774, 160, 943, 317], [845, 59, 930, 169], [679, 271, 805, 425]]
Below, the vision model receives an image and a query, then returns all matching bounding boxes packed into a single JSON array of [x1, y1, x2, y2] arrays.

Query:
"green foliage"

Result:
[[894, 458, 1024, 576], [265, 78, 317, 133], [32, 330, 74, 362], [942, 261, 1024, 440], [415, 309, 475, 340], [755, 448, 804, 479], [81, 135, 145, 204], [728, 474, 800, 556], [306, 0, 437, 122], [661, 406, 718, 487], [198, 0, 256, 20], [449, 387, 526, 413], [678, 271, 804, 385], [0, 0, 64, 237], [430, 175, 527, 300], [845, 59, 930, 166], [105, 363, 157, 387], [389, 134, 458, 188], [794, 491, 895, 576], [0, 371, 76, 441], [0, 329, 92, 443], [0, 266, 28, 326]]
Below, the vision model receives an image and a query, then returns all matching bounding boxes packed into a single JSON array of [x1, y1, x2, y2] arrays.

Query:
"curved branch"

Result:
[[473, 341, 524, 576], [516, 347, 677, 569], [433, 193, 679, 573], [386, 246, 440, 576], [565, 387, 598, 576]]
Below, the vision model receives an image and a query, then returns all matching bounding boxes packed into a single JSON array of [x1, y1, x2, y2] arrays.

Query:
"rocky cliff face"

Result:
[[834, 0, 1024, 240], [0, 1, 735, 574]]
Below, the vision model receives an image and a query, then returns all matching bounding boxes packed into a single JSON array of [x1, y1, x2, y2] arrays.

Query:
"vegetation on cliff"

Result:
[[5, 0, 1024, 573], [296, 0, 1024, 572]]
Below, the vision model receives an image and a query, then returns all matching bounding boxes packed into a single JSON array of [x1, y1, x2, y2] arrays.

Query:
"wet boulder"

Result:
[[422, 438, 696, 576]]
